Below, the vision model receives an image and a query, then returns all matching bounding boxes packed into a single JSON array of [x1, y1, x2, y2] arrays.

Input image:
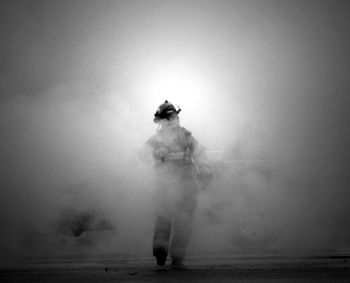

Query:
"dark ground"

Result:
[[1, 252, 350, 282]]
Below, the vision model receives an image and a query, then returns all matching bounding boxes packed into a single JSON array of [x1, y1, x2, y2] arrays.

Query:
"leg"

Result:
[[170, 178, 197, 264], [170, 209, 194, 263], [153, 215, 171, 265]]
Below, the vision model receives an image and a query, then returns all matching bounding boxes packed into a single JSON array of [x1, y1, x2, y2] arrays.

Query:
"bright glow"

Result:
[[147, 60, 211, 112], [132, 57, 233, 149], [126, 52, 238, 148]]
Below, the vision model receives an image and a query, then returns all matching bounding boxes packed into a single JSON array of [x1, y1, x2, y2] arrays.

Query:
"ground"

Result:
[[1, 252, 350, 282]]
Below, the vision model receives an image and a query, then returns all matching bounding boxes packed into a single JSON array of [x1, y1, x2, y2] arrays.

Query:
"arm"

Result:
[[138, 135, 168, 164], [189, 135, 212, 190], [188, 134, 211, 175]]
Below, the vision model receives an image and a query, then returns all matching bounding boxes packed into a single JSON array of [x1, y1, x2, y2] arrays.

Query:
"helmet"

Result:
[[153, 100, 181, 123]]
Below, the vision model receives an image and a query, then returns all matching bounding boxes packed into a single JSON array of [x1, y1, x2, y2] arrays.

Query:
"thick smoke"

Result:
[[0, 87, 156, 261], [1, 0, 350, 264]]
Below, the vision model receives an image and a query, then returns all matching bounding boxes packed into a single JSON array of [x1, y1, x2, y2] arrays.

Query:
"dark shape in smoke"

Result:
[[55, 209, 115, 238]]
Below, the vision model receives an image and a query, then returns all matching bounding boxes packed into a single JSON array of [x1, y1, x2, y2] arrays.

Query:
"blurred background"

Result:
[[0, 0, 349, 263]]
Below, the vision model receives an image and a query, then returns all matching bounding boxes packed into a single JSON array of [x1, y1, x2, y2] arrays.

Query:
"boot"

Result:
[[153, 247, 167, 266]]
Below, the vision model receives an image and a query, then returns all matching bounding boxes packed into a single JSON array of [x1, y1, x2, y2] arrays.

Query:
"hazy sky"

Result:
[[1, 0, 349, 147], [0, 0, 349, 260]]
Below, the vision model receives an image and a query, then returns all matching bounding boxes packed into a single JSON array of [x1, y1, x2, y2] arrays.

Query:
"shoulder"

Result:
[[179, 127, 198, 147], [180, 127, 192, 137]]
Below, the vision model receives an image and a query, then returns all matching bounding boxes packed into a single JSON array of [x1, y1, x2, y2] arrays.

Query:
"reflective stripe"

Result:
[[164, 152, 185, 160]]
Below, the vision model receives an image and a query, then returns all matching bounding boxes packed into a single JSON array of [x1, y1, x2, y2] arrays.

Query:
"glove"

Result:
[[196, 165, 213, 189], [199, 165, 211, 176]]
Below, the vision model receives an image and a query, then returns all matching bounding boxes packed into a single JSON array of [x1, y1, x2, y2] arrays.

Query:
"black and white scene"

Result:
[[1, 0, 350, 282]]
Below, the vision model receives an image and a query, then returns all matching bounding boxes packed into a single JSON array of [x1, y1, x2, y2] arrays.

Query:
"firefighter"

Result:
[[139, 100, 211, 267]]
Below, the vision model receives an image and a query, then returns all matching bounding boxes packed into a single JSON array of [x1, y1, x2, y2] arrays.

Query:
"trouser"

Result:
[[152, 176, 197, 260]]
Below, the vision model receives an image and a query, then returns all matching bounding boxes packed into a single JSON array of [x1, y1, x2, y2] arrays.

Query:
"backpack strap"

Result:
[[182, 128, 193, 165]]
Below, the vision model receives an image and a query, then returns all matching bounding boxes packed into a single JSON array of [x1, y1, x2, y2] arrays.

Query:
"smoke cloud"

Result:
[[0, 0, 349, 263]]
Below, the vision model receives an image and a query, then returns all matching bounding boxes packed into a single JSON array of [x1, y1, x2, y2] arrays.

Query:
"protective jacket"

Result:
[[139, 126, 209, 178]]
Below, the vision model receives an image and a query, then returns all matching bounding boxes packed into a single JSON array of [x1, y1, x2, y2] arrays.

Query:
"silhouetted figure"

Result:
[[139, 100, 211, 267]]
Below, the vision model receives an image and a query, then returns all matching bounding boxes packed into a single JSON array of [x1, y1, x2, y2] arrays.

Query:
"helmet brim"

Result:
[[153, 101, 181, 123], [153, 110, 180, 123]]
